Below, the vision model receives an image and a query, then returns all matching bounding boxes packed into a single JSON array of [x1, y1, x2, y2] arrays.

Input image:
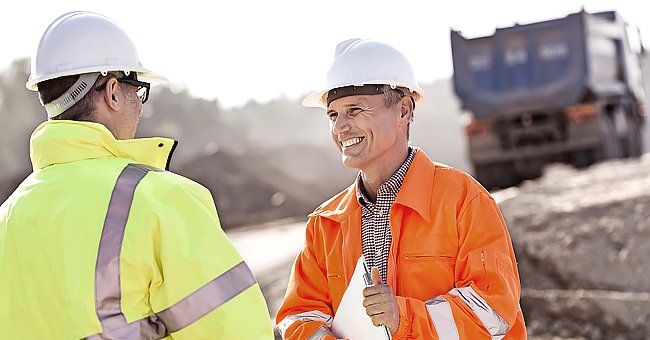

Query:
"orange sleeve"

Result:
[[275, 216, 336, 340], [392, 192, 524, 339]]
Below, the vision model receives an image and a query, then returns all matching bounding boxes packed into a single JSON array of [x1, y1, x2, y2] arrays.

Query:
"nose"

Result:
[[331, 113, 351, 136]]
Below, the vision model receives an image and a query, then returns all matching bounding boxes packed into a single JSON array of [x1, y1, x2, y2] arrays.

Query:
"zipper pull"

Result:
[[481, 250, 490, 291]]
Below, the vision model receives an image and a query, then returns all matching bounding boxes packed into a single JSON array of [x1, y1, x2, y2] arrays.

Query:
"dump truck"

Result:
[[451, 9, 646, 190]]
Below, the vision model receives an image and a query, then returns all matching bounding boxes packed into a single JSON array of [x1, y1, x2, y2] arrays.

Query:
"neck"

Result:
[[360, 145, 409, 202]]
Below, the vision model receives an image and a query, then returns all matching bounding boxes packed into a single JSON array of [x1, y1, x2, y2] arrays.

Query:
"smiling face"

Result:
[[326, 93, 410, 176]]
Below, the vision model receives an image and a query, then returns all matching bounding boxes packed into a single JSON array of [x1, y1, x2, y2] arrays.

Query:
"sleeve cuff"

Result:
[[393, 296, 411, 339]]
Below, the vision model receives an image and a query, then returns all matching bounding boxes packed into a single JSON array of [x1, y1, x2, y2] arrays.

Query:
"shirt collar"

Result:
[[310, 147, 437, 223], [356, 147, 417, 207]]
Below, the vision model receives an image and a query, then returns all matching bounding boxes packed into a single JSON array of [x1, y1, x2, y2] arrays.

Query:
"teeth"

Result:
[[342, 137, 363, 147]]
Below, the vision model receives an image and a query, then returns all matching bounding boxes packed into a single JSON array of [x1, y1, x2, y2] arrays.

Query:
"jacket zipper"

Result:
[[402, 255, 454, 260]]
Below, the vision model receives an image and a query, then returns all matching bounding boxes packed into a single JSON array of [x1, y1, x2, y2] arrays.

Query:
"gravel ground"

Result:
[[500, 155, 650, 339]]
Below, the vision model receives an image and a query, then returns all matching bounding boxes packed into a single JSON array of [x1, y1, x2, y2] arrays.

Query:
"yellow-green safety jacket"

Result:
[[0, 120, 274, 339]]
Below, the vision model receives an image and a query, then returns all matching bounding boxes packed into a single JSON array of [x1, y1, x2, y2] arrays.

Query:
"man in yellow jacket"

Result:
[[0, 11, 273, 339], [276, 39, 527, 339]]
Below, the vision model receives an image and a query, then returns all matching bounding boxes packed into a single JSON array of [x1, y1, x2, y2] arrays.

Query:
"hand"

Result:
[[362, 267, 400, 335]]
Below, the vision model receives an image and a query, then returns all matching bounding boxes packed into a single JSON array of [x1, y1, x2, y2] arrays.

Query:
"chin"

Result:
[[340, 154, 364, 170]]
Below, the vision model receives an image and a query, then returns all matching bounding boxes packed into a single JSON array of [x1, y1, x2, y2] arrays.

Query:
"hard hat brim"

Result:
[[302, 81, 425, 109], [26, 66, 168, 91], [302, 89, 329, 108]]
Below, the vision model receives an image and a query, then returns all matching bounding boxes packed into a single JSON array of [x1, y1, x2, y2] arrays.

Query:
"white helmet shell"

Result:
[[302, 39, 424, 108], [26, 11, 166, 91]]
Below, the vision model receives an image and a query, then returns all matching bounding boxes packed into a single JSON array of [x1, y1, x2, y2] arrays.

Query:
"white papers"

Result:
[[331, 255, 391, 340]]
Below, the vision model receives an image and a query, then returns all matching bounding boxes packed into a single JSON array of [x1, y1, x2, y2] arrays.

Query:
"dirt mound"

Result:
[[175, 144, 356, 229], [498, 155, 650, 338]]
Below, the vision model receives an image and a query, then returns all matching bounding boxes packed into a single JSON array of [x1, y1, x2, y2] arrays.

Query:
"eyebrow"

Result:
[[327, 100, 369, 114]]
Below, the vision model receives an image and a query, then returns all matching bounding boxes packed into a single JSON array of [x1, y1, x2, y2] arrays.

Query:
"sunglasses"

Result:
[[95, 73, 151, 104]]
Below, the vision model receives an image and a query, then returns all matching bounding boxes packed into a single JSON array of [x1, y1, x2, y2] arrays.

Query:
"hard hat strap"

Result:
[[44, 73, 100, 118], [326, 84, 384, 106]]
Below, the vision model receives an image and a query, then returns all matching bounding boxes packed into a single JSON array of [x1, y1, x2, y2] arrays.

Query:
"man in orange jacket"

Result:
[[276, 39, 527, 339]]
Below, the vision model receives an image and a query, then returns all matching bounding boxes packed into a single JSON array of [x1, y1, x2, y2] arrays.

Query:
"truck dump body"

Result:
[[451, 10, 643, 118], [450, 10, 646, 190]]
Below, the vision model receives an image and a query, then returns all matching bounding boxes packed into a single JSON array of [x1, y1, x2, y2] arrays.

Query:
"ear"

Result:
[[101, 78, 121, 111], [398, 96, 413, 124]]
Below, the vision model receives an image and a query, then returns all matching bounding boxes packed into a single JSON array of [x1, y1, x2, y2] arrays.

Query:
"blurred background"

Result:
[[1, 1, 649, 339]]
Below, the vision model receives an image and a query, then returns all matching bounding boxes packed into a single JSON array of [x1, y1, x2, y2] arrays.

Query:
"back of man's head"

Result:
[[37, 75, 102, 121], [27, 11, 166, 120]]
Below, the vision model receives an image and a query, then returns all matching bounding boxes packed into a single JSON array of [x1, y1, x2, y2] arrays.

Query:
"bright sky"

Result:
[[1, 0, 648, 109]]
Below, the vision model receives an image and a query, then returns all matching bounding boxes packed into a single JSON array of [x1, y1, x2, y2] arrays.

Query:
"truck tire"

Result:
[[598, 112, 622, 160], [570, 149, 597, 168], [623, 112, 643, 157]]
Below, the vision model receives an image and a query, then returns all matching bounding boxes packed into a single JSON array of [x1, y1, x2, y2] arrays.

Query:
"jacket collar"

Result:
[[30, 120, 177, 171], [311, 147, 434, 223], [393, 148, 433, 222]]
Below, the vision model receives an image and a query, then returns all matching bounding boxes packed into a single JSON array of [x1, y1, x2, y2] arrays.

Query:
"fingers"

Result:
[[362, 282, 392, 298], [361, 276, 400, 334], [362, 290, 393, 307], [365, 304, 395, 327], [365, 303, 391, 317], [371, 266, 382, 285]]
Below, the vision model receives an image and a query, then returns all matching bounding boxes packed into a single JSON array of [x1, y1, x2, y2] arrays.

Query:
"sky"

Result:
[[1, 0, 648, 109]]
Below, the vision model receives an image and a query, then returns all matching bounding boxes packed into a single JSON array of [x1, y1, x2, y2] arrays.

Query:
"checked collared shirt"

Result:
[[356, 147, 416, 283]]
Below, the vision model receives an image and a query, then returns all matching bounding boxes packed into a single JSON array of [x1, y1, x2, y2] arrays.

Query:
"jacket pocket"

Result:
[[397, 236, 457, 299], [327, 273, 345, 312]]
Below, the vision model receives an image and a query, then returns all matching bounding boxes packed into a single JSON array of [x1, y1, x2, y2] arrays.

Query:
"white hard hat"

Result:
[[302, 39, 425, 108], [26, 11, 167, 91]]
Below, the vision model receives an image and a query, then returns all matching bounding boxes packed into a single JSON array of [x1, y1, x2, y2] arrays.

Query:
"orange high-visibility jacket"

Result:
[[276, 149, 526, 339]]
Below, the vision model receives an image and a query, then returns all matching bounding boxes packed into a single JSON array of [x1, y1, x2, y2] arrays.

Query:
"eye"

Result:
[[327, 111, 338, 121], [349, 107, 363, 116]]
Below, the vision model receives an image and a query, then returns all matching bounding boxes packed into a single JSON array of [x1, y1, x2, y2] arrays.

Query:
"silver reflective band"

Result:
[[307, 325, 336, 340], [44, 72, 99, 118], [90, 164, 166, 338], [83, 315, 166, 340], [424, 286, 509, 340], [424, 296, 459, 340], [277, 310, 333, 338], [157, 261, 257, 332], [86, 164, 260, 339], [449, 286, 508, 339]]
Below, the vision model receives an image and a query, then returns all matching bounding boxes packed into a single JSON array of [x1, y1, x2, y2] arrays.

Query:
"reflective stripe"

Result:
[[87, 164, 261, 339], [89, 164, 167, 338], [277, 310, 333, 338], [424, 296, 459, 340], [307, 325, 335, 340], [450, 287, 508, 339], [156, 261, 257, 332], [83, 315, 166, 340]]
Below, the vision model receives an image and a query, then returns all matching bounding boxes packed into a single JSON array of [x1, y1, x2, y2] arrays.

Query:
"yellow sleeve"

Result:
[[141, 177, 274, 339]]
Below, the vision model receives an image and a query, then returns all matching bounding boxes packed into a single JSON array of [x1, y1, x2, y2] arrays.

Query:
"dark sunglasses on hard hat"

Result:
[[95, 72, 151, 104]]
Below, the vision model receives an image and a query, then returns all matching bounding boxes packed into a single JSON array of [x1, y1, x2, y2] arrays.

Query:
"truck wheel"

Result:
[[599, 113, 622, 159], [570, 149, 596, 168], [623, 113, 643, 157]]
